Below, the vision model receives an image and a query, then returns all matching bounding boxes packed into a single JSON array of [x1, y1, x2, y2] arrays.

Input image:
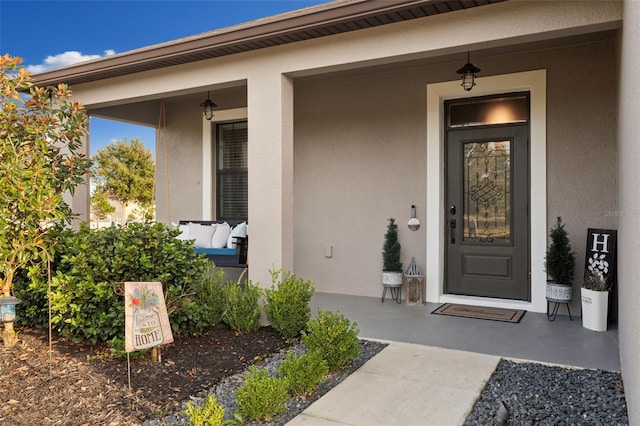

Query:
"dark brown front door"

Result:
[[445, 124, 530, 300]]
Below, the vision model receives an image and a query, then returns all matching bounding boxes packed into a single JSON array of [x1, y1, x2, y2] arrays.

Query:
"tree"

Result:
[[93, 138, 155, 223], [0, 54, 92, 346], [382, 218, 402, 272], [90, 186, 116, 227]]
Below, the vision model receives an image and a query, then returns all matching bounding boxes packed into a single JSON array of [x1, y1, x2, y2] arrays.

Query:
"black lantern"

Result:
[[456, 52, 481, 92], [0, 296, 20, 323], [199, 91, 217, 120]]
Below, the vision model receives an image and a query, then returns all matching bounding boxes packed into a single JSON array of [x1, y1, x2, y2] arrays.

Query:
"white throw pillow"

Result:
[[212, 222, 232, 248], [175, 223, 191, 241], [189, 223, 216, 248], [227, 222, 248, 248]]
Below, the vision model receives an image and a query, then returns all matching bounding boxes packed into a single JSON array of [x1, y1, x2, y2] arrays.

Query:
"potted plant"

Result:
[[382, 218, 403, 302], [581, 269, 609, 331], [544, 217, 576, 305]]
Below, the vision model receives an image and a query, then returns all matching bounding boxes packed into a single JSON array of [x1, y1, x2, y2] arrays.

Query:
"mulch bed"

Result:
[[0, 324, 291, 425]]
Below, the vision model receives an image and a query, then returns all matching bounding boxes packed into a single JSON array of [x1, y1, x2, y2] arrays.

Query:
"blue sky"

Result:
[[0, 0, 328, 156]]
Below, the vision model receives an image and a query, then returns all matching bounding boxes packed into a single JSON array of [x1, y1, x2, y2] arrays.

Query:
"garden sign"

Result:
[[124, 282, 173, 353]]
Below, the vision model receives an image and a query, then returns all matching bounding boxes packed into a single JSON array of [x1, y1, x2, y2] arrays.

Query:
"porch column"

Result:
[[618, 1, 640, 422], [246, 71, 294, 287], [70, 132, 90, 228]]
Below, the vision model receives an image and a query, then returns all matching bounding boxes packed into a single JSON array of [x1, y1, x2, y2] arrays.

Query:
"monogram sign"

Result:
[[585, 229, 617, 290]]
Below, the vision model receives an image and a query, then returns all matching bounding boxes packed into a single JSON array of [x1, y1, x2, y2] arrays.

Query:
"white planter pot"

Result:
[[581, 288, 609, 332], [382, 271, 403, 287], [546, 281, 572, 303]]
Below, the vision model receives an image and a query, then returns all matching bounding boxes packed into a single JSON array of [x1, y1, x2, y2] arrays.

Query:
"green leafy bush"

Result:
[[221, 281, 261, 333], [302, 309, 360, 371], [278, 349, 328, 396], [171, 263, 228, 331], [15, 221, 218, 342], [264, 269, 314, 338], [184, 395, 225, 426], [235, 366, 289, 421]]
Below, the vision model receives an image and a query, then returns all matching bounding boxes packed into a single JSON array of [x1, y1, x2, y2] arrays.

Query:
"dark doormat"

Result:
[[432, 303, 526, 323]]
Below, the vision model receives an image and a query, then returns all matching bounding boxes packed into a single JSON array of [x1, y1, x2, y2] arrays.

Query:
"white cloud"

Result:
[[26, 50, 116, 74]]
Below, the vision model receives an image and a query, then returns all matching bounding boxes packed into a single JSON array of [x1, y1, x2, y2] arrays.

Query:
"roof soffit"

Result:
[[30, 0, 505, 86]]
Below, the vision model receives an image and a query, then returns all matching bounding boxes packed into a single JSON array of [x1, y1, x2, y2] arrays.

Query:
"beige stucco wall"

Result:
[[294, 38, 617, 303], [155, 100, 204, 223], [544, 39, 619, 315], [618, 0, 640, 422], [294, 68, 428, 297]]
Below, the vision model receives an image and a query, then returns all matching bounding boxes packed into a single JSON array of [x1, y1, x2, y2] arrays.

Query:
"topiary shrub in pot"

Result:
[[544, 216, 576, 305], [382, 218, 403, 302]]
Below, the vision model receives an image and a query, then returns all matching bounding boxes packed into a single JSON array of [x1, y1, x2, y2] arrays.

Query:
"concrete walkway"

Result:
[[285, 293, 621, 425], [287, 342, 500, 426]]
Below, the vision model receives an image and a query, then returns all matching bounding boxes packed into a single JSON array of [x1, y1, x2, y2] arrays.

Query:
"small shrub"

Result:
[[173, 263, 227, 328], [222, 281, 261, 333], [264, 269, 314, 338], [184, 395, 225, 426], [278, 349, 328, 396], [302, 309, 360, 371], [235, 366, 289, 421]]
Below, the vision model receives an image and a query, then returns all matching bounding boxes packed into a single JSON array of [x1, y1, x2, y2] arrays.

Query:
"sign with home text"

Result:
[[124, 282, 174, 353], [584, 229, 617, 290]]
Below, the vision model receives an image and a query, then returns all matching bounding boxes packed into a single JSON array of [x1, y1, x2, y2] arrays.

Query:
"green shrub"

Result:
[[171, 263, 228, 331], [184, 395, 225, 426], [302, 309, 360, 371], [278, 349, 328, 396], [264, 269, 314, 338], [235, 366, 289, 421], [200, 264, 227, 325], [222, 281, 261, 333], [14, 221, 216, 342]]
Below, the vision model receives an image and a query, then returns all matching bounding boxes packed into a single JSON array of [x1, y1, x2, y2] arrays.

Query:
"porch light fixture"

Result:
[[456, 52, 481, 92], [199, 91, 217, 120], [408, 204, 420, 231]]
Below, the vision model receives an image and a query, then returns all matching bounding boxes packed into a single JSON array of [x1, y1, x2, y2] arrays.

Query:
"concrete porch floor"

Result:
[[310, 292, 620, 372]]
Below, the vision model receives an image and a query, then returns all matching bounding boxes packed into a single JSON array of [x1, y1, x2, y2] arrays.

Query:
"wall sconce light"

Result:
[[199, 91, 217, 120], [0, 296, 20, 323], [456, 52, 481, 92], [408, 205, 420, 231]]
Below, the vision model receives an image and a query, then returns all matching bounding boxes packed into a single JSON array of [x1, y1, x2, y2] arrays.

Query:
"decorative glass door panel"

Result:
[[446, 126, 529, 301], [463, 140, 512, 244]]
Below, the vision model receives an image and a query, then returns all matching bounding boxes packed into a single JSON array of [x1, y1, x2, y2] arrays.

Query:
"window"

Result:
[[447, 93, 529, 128], [216, 121, 247, 219]]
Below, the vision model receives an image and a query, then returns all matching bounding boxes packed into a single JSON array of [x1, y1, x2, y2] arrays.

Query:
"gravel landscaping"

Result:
[[146, 339, 388, 426], [464, 359, 628, 425]]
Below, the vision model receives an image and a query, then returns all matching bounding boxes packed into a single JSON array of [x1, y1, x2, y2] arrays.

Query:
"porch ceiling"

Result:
[[30, 0, 504, 87]]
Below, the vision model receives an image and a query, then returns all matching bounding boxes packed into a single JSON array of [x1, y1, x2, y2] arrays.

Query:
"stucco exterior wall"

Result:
[[155, 99, 204, 223], [617, 0, 640, 422], [294, 38, 617, 303], [294, 69, 428, 296], [544, 39, 618, 314]]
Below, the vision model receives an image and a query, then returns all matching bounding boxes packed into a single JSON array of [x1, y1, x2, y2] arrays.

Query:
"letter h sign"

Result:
[[585, 228, 617, 290]]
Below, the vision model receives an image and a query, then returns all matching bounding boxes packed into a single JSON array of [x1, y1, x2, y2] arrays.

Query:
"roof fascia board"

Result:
[[29, 0, 451, 85]]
